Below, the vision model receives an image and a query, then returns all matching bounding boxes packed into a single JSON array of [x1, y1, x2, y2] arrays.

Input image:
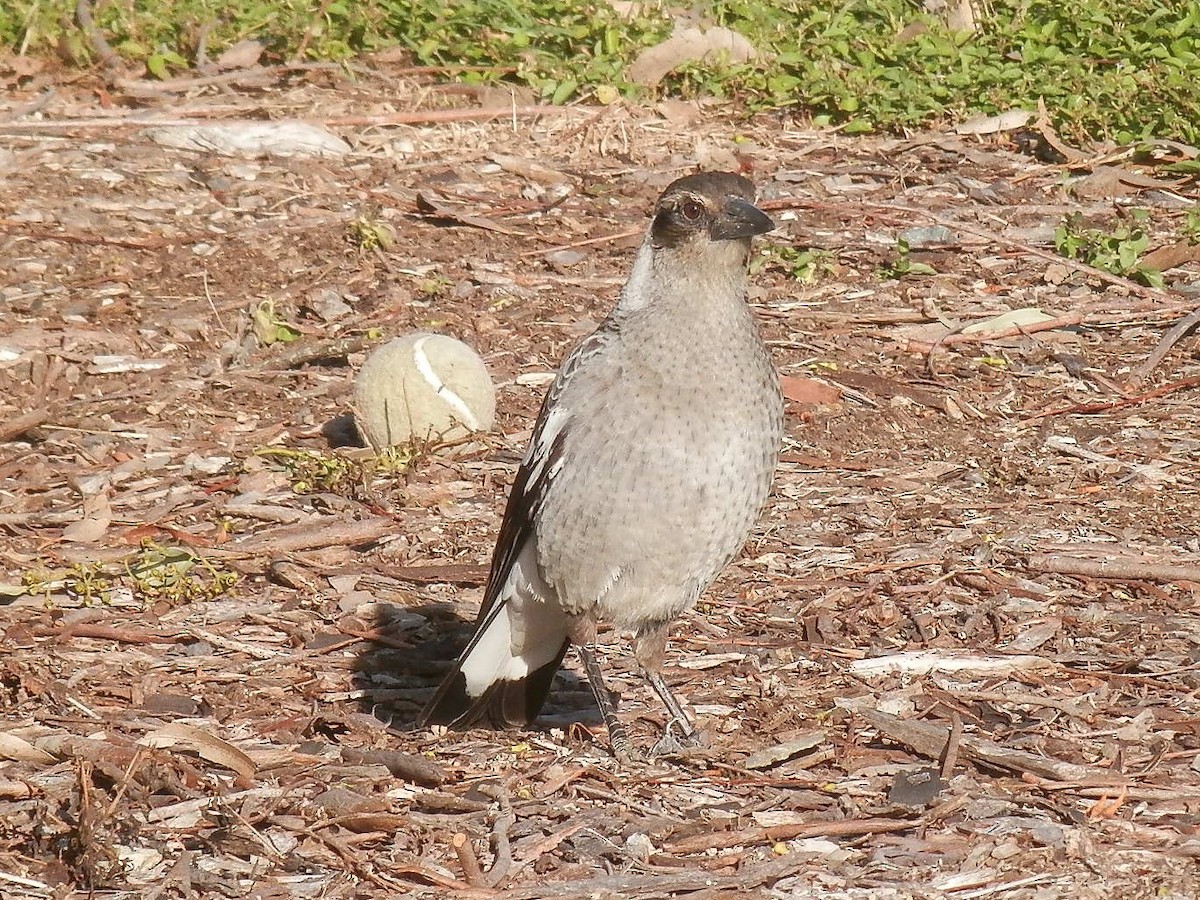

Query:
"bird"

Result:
[[417, 171, 783, 759]]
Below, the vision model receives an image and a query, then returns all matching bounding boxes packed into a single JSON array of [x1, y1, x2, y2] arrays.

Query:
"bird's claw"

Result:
[[609, 728, 640, 767], [649, 717, 702, 758]]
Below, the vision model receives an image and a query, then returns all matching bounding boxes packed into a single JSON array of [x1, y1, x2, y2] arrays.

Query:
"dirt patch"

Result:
[[2, 69, 1200, 898]]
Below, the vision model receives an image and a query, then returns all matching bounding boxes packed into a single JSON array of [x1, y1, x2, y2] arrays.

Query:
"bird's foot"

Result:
[[649, 717, 703, 758], [608, 722, 640, 767]]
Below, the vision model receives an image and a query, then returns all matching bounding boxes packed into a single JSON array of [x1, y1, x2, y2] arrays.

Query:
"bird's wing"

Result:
[[479, 328, 614, 616], [417, 326, 619, 726]]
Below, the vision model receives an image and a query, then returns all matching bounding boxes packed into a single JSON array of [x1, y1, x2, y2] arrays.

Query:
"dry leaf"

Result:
[[780, 375, 842, 406], [215, 39, 265, 71], [1005, 617, 1061, 653], [1072, 164, 1189, 200], [744, 732, 825, 770], [62, 517, 110, 543], [1141, 239, 1200, 273], [140, 723, 257, 779], [961, 307, 1056, 335], [0, 732, 56, 765], [954, 110, 1034, 135], [489, 154, 571, 185], [627, 27, 759, 86]]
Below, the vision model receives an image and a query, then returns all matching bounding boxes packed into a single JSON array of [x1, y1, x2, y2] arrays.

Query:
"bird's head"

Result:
[[649, 172, 774, 252]]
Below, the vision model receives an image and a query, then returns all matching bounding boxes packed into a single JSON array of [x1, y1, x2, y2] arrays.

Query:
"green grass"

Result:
[[4, 0, 1200, 144]]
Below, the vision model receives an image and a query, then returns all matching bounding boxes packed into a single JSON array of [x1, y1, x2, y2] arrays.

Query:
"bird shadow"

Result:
[[350, 599, 603, 734]]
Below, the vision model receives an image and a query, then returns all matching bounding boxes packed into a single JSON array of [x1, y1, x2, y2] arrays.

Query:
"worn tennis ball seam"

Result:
[[410, 334, 481, 432]]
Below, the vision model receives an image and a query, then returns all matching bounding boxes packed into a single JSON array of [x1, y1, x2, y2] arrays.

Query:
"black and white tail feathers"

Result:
[[416, 348, 590, 728]]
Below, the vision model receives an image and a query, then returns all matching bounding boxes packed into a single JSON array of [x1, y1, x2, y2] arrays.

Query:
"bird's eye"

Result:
[[679, 200, 704, 221]]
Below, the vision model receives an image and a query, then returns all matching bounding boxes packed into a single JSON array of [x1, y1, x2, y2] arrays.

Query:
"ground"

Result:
[[2, 63, 1200, 899]]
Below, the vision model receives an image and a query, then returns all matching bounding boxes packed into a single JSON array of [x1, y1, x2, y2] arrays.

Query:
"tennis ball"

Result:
[[354, 333, 496, 449]]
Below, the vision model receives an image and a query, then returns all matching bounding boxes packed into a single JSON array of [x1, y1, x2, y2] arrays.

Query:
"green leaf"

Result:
[[146, 53, 169, 79], [252, 300, 302, 346], [550, 77, 578, 105]]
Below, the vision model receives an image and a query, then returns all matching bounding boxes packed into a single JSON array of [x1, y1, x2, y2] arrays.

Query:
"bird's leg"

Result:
[[644, 669, 697, 741], [635, 624, 700, 756], [571, 615, 634, 764], [577, 644, 634, 764]]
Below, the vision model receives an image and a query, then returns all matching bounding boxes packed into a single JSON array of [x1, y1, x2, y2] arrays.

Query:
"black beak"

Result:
[[710, 196, 774, 241]]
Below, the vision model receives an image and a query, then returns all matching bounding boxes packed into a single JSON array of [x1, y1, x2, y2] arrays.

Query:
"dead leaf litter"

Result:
[[1, 65, 1200, 899]]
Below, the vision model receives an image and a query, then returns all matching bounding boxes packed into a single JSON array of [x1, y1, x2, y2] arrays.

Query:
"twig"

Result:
[[519, 226, 642, 258], [1024, 775, 1200, 801], [204, 516, 396, 558], [293, 824, 413, 892], [478, 782, 516, 888], [6, 89, 56, 120], [1129, 305, 1200, 386], [940, 712, 963, 780], [389, 64, 521, 76], [0, 222, 172, 249], [215, 794, 291, 864], [336, 625, 413, 651], [665, 816, 914, 855], [0, 870, 51, 891], [496, 854, 809, 900], [946, 689, 1094, 718], [192, 21, 214, 72], [189, 628, 279, 661], [1027, 554, 1200, 584], [53, 623, 183, 645], [376, 562, 490, 585], [113, 63, 351, 96], [0, 116, 243, 130], [111, 61, 410, 96], [1030, 373, 1200, 418], [511, 821, 588, 870], [251, 334, 377, 371], [114, 68, 270, 96], [321, 106, 578, 126], [905, 311, 1085, 354], [291, 0, 336, 63], [782, 195, 1183, 306], [1043, 435, 1168, 482], [76, 0, 122, 74], [452, 833, 487, 888], [0, 107, 580, 132], [855, 707, 1120, 784], [863, 202, 1179, 303]]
